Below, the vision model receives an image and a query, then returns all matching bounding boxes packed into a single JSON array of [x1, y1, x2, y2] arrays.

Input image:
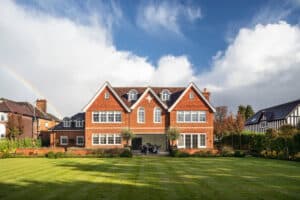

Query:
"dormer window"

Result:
[[63, 118, 71, 128], [75, 120, 84, 127], [128, 89, 138, 101], [161, 89, 170, 101]]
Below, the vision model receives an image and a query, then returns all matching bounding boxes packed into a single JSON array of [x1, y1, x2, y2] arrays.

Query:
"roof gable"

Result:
[[130, 87, 168, 110], [168, 82, 216, 112], [82, 82, 131, 112], [245, 99, 300, 125]]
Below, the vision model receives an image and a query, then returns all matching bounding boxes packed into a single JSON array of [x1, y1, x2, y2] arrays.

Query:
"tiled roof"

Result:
[[245, 99, 300, 125], [113, 87, 185, 108], [52, 113, 85, 131], [0, 98, 60, 122]]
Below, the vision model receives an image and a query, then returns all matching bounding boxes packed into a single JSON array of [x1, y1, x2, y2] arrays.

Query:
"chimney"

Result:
[[36, 99, 47, 113], [202, 88, 210, 101]]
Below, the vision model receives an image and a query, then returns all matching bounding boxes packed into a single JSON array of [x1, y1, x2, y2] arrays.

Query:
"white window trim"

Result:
[[92, 111, 122, 123], [177, 133, 206, 149], [63, 120, 71, 127], [128, 90, 138, 101], [153, 107, 161, 123], [189, 92, 194, 99], [60, 136, 68, 145], [176, 111, 207, 123], [137, 107, 145, 123], [161, 89, 170, 101], [76, 136, 84, 146], [75, 120, 84, 127], [92, 134, 122, 145], [104, 92, 110, 99]]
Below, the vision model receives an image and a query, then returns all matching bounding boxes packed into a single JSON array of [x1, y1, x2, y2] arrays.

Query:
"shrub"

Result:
[[0, 152, 13, 159], [55, 152, 65, 158], [46, 151, 56, 159], [166, 127, 180, 147], [221, 146, 234, 157], [234, 150, 246, 157], [120, 149, 132, 157]]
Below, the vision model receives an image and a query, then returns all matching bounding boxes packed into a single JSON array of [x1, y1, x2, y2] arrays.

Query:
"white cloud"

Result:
[[198, 21, 300, 111], [136, 1, 201, 35], [0, 1, 194, 117], [1, 1, 300, 118]]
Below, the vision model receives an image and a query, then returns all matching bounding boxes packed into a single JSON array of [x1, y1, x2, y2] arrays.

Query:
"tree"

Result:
[[166, 127, 180, 147], [296, 121, 300, 131], [238, 105, 246, 119], [214, 106, 228, 140], [6, 114, 23, 139], [121, 128, 134, 147], [245, 105, 255, 120], [279, 125, 297, 136]]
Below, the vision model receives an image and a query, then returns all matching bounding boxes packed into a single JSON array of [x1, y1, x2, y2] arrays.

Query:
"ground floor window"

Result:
[[92, 134, 122, 145], [177, 133, 206, 149], [60, 136, 68, 145], [76, 136, 84, 146]]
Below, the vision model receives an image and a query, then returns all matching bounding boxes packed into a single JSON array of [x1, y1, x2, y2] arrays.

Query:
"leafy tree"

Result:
[[238, 105, 246, 119], [245, 105, 255, 120], [6, 115, 23, 139], [279, 125, 297, 136], [166, 127, 180, 146], [121, 128, 135, 147], [214, 106, 228, 139], [296, 121, 300, 131]]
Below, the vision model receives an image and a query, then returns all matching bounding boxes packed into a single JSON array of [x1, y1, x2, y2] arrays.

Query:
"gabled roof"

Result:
[[52, 113, 85, 131], [168, 82, 216, 112], [82, 82, 131, 112], [245, 99, 300, 125], [0, 98, 60, 121], [130, 87, 168, 110]]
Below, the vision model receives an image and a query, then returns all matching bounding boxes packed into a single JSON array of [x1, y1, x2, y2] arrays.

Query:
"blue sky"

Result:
[[16, 0, 300, 70], [1, 0, 300, 117]]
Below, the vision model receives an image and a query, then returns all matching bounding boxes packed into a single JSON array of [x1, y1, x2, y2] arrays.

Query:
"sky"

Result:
[[0, 0, 300, 118]]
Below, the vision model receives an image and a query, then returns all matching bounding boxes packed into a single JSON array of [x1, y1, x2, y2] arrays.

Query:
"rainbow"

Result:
[[1, 66, 62, 118]]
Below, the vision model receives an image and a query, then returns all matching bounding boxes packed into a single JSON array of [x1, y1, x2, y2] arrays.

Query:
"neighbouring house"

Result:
[[50, 113, 85, 147], [245, 99, 300, 133], [51, 81, 215, 151], [0, 98, 60, 139]]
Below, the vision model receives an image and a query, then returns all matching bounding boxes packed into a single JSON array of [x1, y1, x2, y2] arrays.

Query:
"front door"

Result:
[[132, 137, 142, 150]]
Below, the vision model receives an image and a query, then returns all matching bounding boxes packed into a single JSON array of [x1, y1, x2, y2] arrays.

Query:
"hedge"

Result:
[[0, 138, 42, 153]]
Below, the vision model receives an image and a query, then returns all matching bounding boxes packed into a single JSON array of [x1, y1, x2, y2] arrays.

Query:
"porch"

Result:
[[131, 134, 168, 152]]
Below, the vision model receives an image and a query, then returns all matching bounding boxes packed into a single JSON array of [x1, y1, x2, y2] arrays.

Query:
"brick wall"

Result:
[[51, 131, 84, 147]]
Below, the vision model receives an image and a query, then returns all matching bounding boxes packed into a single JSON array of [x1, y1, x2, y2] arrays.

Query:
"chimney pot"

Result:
[[36, 99, 47, 113]]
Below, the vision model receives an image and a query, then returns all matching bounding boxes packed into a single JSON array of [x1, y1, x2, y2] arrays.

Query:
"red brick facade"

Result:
[[81, 82, 215, 150]]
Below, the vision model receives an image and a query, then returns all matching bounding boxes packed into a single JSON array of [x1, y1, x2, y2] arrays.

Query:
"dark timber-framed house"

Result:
[[245, 99, 300, 133]]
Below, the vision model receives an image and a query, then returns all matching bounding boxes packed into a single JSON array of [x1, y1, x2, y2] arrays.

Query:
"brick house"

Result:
[[0, 98, 60, 139], [51, 81, 215, 151]]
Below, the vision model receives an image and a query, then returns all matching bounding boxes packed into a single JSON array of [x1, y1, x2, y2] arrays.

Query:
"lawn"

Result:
[[0, 157, 299, 200]]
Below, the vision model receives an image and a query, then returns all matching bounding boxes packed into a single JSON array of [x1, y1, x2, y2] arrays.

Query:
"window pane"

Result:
[[185, 135, 191, 149], [191, 112, 199, 122], [154, 108, 161, 123], [200, 134, 206, 147], [100, 134, 106, 144], [108, 112, 114, 122], [192, 135, 198, 148], [100, 112, 107, 122], [178, 134, 184, 147], [199, 112, 206, 122], [93, 134, 99, 144], [115, 134, 121, 144], [93, 113, 99, 122], [185, 111, 191, 122], [138, 108, 145, 123], [108, 134, 114, 144], [177, 111, 184, 122], [115, 112, 122, 122]]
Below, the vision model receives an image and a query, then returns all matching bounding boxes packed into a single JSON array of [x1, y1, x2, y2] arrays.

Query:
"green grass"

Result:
[[0, 157, 299, 200]]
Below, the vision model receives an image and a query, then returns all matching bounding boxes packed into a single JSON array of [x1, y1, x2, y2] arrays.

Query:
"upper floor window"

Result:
[[177, 111, 206, 123], [92, 111, 122, 123], [128, 89, 138, 101], [75, 120, 84, 127], [0, 113, 7, 122], [161, 89, 170, 101], [63, 118, 71, 127], [154, 107, 161, 123], [189, 92, 194, 99], [138, 107, 145, 123], [104, 92, 110, 99]]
